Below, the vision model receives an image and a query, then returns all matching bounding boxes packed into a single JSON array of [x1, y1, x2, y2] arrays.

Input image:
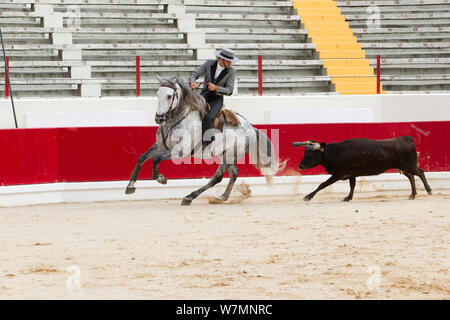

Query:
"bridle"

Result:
[[156, 82, 179, 122], [156, 80, 192, 151]]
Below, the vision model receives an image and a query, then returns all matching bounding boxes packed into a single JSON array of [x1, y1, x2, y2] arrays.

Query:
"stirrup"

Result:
[[202, 135, 215, 149]]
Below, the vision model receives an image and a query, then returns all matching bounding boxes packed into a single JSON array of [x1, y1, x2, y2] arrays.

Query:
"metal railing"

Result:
[[0, 27, 18, 128]]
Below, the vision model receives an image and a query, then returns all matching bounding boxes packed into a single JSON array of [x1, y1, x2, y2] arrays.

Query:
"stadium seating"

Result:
[[185, 0, 333, 94], [0, 1, 103, 97], [0, 0, 333, 97], [337, 0, 450, 93], [0, 0, 448, 97]]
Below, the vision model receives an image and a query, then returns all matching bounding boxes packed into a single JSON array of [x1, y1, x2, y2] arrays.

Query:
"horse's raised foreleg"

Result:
[[150, 149, 175, 185], [125, 143, 160, 194], [215, 163, 239, 202], [181, 164, 230, 206], [149, 139, 199, 185]]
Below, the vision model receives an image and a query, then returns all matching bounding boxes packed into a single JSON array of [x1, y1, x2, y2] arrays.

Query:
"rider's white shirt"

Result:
[[214, 63, 225, 80]]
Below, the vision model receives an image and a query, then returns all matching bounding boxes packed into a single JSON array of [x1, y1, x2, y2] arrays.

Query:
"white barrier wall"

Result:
[[1, 172, 449, 207], [1, 94, 449, 207], [22, 111, 149, 128], [0, 94, 449, 128]]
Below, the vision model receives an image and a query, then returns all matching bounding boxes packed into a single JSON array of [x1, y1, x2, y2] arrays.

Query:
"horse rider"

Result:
[[189, 47, 239, 141]]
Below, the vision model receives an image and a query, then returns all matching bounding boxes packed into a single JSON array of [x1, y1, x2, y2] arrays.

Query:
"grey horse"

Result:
[[125, 76, 283, 205]]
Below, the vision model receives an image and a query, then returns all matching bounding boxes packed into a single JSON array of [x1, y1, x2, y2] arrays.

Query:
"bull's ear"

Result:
[[320, 142, 327, 152]]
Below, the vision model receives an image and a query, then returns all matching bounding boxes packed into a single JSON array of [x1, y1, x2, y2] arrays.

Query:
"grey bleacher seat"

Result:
[[0, 77, 105, 98], [70, 27, 186, 44], [61, 11, 179, 29], [0, 4, 40, 30], [353, 26, 450, 43], [337, 0, 450, 92], [201, 27, 309, 44], [184, 0, 296, 15], [53, 3, 166, 14], [381, 74, 450, 91]]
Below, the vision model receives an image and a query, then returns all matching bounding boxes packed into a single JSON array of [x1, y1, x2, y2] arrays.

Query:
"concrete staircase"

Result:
[[292, 0, 382, 94]]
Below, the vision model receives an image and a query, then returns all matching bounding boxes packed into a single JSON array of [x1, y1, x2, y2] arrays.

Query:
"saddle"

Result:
[[214, 107, 241, 132], [202, 106, 241, 148]]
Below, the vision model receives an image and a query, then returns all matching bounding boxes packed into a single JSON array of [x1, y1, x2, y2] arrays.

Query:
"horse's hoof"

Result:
[[409, 194, 416, 200], [215, 195, 227, 202], [157, 174, 167, 185], [303, 195, 312, 202], [427, 189, 433, 195], [343, 197, 352, 202], [181, 198, 192, 206], [125, 187, 136, 195]]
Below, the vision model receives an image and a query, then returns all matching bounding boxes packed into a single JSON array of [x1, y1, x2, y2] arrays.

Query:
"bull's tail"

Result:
[[252, 128, 286, 184]]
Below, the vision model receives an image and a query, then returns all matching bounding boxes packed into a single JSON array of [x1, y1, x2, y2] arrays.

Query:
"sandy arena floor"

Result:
[[0, 188, 449, 300]]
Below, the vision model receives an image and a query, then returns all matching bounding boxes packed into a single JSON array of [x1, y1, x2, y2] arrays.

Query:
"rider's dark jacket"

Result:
[[189, 59, 236, 99], [189, 59, 236, 133]]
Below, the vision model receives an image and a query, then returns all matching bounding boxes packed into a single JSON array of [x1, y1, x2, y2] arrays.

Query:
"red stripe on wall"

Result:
[[0, 122, 448, 186], [0, 128, 59, 185]]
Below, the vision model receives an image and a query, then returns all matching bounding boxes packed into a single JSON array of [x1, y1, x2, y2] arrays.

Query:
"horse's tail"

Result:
[[252, 128, 286, 184]]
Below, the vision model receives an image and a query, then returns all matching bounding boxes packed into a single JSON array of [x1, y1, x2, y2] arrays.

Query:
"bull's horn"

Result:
[[156, 74, 162, 83], [311, 142, 322, 150], [292, 141, 311, 147]]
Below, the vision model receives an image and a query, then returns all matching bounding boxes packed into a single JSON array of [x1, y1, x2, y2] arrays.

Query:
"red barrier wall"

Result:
[[0, 128, 59, 185], [0, 122, 448, 186]]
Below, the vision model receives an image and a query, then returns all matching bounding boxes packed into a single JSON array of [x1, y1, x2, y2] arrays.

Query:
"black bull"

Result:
[[292, 136, 432, 201]]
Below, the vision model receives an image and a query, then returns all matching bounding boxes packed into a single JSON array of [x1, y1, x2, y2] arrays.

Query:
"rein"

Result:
[[158, 82, 191, 150], [160, 108, 191, 151], [156, 82, 179, 121]]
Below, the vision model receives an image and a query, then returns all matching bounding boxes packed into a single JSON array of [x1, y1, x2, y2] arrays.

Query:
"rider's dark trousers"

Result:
[[202, 93, 223, 135]]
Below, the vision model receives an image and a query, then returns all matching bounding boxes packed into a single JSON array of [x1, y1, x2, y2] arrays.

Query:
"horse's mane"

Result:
[[160, 77, 208, 119]]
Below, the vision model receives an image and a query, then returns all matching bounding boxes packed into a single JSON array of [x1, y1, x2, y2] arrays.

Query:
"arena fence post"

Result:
[[5, 56, 9, 99], [258, 55, 263, 95], [136, 55, 140, 97], [0, 27, 18, 128], [377, 55, 381, 94]]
